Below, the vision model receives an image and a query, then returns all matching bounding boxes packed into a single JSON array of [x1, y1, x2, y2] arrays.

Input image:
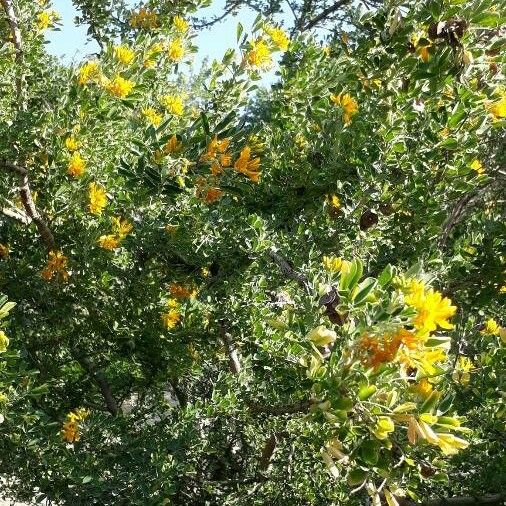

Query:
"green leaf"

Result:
[[200, 112, 210, 135], [236, 22, 244, 43], [472, 11, 501, 27], [353, 277, 378, 305], [378, 264, 395, 287]]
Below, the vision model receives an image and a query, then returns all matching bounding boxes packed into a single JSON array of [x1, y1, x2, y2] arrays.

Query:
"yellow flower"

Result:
[[264, 25, 290, 51], [322, 255, 343, 273], [0, 331, 9, 353], [130, 7, 159, 30], [246, 39, 272, 68], [481, 318, 500, 336], [488, 95, 506, 119], [373, 416, 395, 440], [98, 234, 120, 250], [37, 10, 59, 30], [500, 285, 506, 293], [0, 243, 9, 259], [306, 325, 337, 347], [405, 285, 456, 337], [67, 152, 86, 177], [330, 93, 359, 125], [113, 45, 135, 65], [167, 38, 185, 62], [41, 251, 69, 282], [77, 61, 100, 85], [164, 135, 183, 154], [452, 356, 473, 385], [329, 194, 340, 209], [470, 159, 484, 175], [161, 94, 184, 116], [61, 409, 89, 443], [410, 378, 433, 399], [161, 308, 181, 329], [111, 217, 133, 239], [234, 146, 261, 182], [65, 136, 80, 151], [88, 182, 108, 215], [173, 15, 189, 33], [411, 348, 447, 376], [142, 107, 163, 126], [106, 75, 135, 98]]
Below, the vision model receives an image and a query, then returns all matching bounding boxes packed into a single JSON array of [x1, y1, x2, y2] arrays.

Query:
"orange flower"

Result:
[[169, 283, 196, 299], [234, 146, 261, 182]]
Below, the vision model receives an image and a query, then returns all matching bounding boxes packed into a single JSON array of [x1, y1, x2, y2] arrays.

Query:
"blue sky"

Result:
[[47, 0, 275, 74]]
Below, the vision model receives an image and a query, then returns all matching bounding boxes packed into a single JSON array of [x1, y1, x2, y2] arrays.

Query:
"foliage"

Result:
[[0, 0, 505, 504]]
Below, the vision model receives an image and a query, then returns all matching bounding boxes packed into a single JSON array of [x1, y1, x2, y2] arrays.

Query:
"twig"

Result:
[[267, 248, 311, 294], [248, 399, 316, 415], [304, 0, 351, 31]]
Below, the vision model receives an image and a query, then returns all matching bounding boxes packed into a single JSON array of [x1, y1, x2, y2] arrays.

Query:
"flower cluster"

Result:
[[61, 408, 90, 443], [37, 9, 59, 31], [129, 7, 159, 30], [161, 298, 181, 330], [330, 93, 359, 125], [77, 61, 135, 99], [113, 45, 135, 65], [98, 217, 133, 251], [160, 94, 184, 116], [88, 182, 108, 215], [67, 151, 86, 177], [41, 251, 69, 282], [142, 107, 163, 126]]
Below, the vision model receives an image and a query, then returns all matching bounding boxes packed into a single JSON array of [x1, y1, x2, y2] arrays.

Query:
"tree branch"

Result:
[[438, 179, 501, 249], [1, 161, 56, 250], [248, 399, 316, 415], [304, 0, 351, 31], [267, 248, 311, 294], [1, 0, 25, 108], [78, 356, 119, 416], [219, 320, 241, 374], [1, 206, 31, 224]]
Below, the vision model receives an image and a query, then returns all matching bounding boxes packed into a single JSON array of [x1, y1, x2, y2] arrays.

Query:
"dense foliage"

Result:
[[0, 0, 505, 504]]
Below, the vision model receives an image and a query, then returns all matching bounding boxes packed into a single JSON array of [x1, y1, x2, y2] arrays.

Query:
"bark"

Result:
[[267, 248, 312, 294]]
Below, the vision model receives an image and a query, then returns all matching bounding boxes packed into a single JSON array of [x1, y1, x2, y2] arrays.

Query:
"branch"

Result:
[[248, 399, 316, 415], [394, 493, 505, 506], [78, 357, 119, 416], [1, 161, 56, 250], [194, 1, 241, 29], [219, 320, 241, 374], [1, 0, 25, 108], [304, 0, 352, 31], [258, 434, 277, 471], [1, 206, 31, 224], [267, 248, 311, 294], [438, 179, 501, 249]]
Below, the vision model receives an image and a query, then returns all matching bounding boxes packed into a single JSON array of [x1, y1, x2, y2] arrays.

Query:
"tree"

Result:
[[0, 0, 505, 504]]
